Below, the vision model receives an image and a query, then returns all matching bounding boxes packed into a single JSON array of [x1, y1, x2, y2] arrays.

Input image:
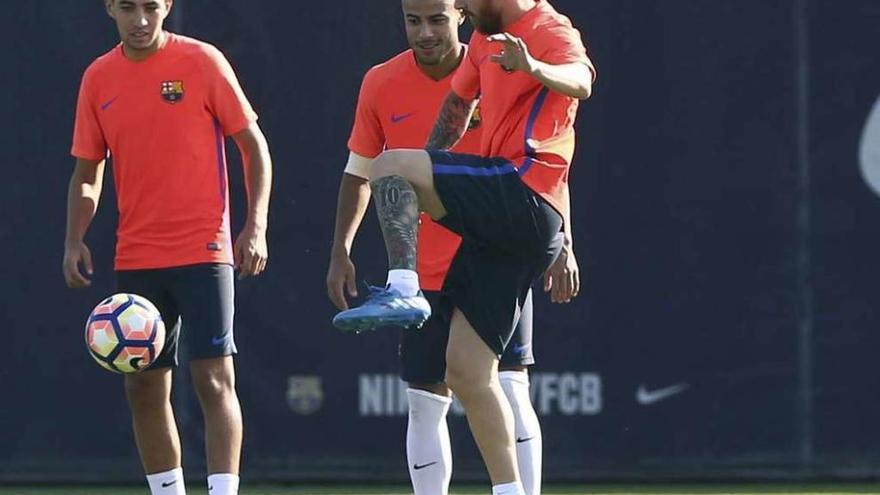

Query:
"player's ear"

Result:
[[105, 0, 115, 19], [164, 0, 175, 18]]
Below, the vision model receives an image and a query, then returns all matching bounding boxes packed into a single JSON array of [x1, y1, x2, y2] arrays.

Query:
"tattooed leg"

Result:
[[372, 175, 420, 271]]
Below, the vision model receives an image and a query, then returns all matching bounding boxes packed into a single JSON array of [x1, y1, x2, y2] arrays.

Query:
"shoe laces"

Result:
[[363, 282, 393, 300]]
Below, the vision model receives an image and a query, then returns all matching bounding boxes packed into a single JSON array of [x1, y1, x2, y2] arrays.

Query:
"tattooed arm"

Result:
[[426, 91, 478, 151]]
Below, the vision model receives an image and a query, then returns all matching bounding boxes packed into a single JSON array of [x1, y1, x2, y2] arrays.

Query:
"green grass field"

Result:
[[2, 485, 880, 495]]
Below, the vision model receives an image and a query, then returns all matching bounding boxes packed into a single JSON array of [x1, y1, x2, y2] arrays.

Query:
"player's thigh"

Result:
[[500, 288, 535, 368], [446, 307, 500, 387], [116, 268, 181, 369], [400, 291, 451, 386], [168, 263, 236, 361]]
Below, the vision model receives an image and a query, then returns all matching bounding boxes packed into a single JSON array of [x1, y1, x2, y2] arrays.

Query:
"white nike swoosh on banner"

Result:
[[635, 383, 689, 405]]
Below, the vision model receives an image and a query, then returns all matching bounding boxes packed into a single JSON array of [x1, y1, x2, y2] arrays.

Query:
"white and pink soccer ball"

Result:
[[85, 293, 165, 373]]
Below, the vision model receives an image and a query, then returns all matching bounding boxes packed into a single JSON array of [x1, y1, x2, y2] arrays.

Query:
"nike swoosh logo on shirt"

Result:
[[212, 335, 228, 346], [391, 112, 415, 124], [100, 96, 119, 111], [413, 461, 438, 470]]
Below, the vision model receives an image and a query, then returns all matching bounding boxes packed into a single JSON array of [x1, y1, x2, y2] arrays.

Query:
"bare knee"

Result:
[[191, 358, 236, 406], [444, 365, 469, 398], [445, 357, 494, 401], [124, 369, 171, 410], [371, 149, 445, 219], [370, 150, 410, 181]]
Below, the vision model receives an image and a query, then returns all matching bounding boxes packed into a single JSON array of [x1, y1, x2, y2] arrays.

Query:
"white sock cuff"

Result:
[[208, 473, 239, 481], [208, 473, 240, 494], [146, 467, 183, 481], [492, 480, 525, 495], [387, 270, 421, 296], [499, 370, 530, 386], [407, 387, 453, 405], [147, 467, 185, 495]]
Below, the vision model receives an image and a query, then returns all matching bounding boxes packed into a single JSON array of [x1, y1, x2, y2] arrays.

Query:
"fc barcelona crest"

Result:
[[160, 80, 185, 103], [286, 375, 324, 415]]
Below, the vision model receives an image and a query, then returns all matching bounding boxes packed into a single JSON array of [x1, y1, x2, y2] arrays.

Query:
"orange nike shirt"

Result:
[[348, 49, 483, 291], [451, 0, 595, 221], [72, 33, 257, 271]]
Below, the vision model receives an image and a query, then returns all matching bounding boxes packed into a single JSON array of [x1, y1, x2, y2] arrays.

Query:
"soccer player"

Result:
[[333, 0, 594, 493], [327, 1, 573, 493], [63, 1, 272, 494]]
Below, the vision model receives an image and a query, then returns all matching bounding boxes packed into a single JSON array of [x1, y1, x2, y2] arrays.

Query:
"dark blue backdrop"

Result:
[[1, 0, 879, 483]]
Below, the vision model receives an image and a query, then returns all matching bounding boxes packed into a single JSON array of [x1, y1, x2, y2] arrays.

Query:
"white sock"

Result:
[[500, 371, 542, 495], [406, 388, 453, 495], [492, 480, 526, 495], [387, 269, 420, 296], [146, 467, 186, 495], [207, 473, 239, 495]]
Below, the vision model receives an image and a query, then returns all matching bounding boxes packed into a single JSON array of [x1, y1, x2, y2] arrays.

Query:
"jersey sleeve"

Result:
[[451, 36, 482, 100], [203, 47, 258, 136], [70, 67, 107, 161], [346, 69, 385, 158], [540, 24, 596, 81]]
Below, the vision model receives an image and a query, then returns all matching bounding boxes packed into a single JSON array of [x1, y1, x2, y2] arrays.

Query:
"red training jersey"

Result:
[[451, 0, 595, 221], [348, 48, 483, 291], [72, 32, 257, 270]]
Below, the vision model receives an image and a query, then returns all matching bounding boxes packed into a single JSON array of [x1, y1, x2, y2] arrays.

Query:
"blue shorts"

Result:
[[116, 263, 236, 368]]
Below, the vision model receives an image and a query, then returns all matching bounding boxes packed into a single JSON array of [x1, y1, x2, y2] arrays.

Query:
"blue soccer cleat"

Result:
[[333, 285, 431, 333]]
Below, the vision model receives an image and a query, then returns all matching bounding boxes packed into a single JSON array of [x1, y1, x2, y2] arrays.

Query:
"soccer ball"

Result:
[[85, 293, 166, 373]]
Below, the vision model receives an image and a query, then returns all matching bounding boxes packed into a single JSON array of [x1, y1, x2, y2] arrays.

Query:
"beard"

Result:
[[467, 6, 503, 34]]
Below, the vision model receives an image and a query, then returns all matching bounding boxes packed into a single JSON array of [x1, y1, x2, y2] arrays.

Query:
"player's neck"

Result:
[[501, 0, 539, 29], [417, 44, 464, 82], [122, 30, 168, 62]]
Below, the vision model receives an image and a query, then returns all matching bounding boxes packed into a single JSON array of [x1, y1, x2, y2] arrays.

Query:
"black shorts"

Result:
[[116, 263, 236, 369], [399, 289, 535, 384], [429, 151, 563, 356]]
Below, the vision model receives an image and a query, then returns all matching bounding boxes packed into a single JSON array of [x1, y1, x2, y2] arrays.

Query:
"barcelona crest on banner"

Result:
[[286, 375, 324, 415], [160, 80, 185, 103]]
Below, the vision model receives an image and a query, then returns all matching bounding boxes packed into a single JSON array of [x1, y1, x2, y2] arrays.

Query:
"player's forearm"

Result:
[[562, 184, 573, 247], [530, 61, 593, 100], [236, 126, 273, 232], [426, 91, 477, 150], [242, 150, 272, 231], [65, 159, 105, 244], [332, 173, 372, 255]]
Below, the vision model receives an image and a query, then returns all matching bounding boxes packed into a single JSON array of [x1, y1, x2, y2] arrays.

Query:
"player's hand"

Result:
[[63, 240, 94, 289], [327, 250, 358, 310], [487, 33, 536, 74], [234, 223, 268, 279], [543, 240, 580, 304]]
